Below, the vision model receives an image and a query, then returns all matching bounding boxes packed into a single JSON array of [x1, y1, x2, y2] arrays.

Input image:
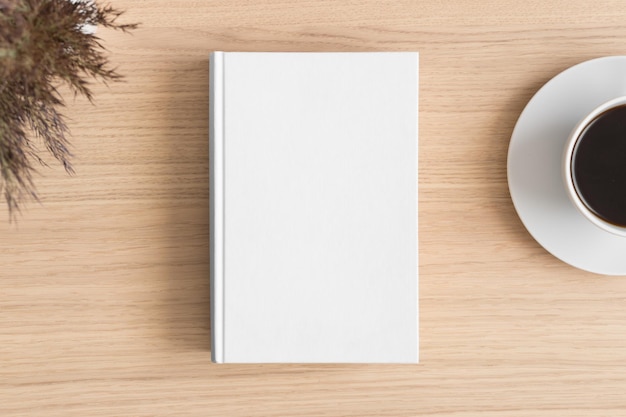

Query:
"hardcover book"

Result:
[[210, 51, 419, 363]]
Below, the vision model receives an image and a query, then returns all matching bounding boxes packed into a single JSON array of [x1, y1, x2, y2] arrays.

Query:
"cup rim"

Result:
[[563, 95, 626, 237]]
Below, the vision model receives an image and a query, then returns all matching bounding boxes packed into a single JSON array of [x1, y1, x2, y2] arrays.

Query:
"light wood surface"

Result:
[[4, 1, 626, 415]]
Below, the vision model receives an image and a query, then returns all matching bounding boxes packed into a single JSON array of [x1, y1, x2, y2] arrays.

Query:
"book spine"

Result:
[[209, 51, 225, 363]]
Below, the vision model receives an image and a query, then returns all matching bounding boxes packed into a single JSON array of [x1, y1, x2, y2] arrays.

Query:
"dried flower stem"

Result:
[[0, 0, 137, 219]]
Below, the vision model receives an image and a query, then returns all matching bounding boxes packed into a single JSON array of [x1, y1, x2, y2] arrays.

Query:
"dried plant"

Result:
[[0, 0, 136, 219]]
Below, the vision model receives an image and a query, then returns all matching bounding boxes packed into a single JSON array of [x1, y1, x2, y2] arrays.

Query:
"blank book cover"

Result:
[[210, 52, 418, 363]]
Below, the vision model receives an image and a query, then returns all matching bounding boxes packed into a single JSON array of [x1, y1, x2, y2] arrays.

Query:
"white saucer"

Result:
[[508, 56, 626, 275]]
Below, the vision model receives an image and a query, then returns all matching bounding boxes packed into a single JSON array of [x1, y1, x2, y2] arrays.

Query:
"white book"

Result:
[[210, 52, 418, 363]]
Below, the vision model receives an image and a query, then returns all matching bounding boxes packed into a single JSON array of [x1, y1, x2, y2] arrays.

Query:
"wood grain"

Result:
[[3, 1, 626, 415]]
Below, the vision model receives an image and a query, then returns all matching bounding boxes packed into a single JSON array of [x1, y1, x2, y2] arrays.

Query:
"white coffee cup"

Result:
[[563, 96, 626, 237]]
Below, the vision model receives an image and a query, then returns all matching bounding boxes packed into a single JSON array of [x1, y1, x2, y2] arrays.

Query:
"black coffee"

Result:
[[572, 104, 626, 227]]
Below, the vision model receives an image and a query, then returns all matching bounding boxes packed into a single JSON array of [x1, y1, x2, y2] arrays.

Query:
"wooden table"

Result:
[[4, 1, 626, 415]]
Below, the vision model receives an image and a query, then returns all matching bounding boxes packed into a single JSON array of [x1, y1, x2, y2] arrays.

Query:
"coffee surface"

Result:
[[573, 104, 626, 227]]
